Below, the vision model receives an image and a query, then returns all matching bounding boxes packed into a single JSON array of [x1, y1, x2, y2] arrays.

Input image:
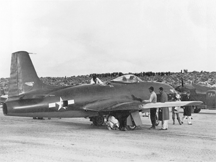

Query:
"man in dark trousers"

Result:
[[158, 87, 169, 130], [181, 91, 192, 125], [143, 86, 157, 129]]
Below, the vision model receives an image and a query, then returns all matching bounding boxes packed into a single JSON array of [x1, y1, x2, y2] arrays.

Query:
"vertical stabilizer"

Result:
[[8, 51, 42, 97]]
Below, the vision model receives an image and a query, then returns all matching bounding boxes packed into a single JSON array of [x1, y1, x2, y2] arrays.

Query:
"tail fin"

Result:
[[8, 51, 43, 97]]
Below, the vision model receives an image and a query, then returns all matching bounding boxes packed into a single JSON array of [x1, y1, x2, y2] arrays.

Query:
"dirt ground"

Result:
[[0, 108, 216, 162]]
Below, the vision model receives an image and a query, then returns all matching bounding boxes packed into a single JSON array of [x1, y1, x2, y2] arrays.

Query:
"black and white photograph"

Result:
[[0, 0, 216, 162]]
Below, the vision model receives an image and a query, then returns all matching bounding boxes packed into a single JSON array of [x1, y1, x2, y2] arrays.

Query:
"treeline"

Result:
[[1, 71, 216, 93], [90, 72, 173, 78]]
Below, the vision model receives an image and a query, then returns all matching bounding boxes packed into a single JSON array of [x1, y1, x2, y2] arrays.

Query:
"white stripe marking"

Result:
[[68, 100, 75, 105], [49, 103, 56, 108]]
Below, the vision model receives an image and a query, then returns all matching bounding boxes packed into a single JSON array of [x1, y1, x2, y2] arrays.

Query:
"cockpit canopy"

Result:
[[111, 74, 143, 83]]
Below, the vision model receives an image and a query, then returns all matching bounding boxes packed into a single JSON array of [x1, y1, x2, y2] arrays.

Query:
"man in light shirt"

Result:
[[143, 86, 157, 129]]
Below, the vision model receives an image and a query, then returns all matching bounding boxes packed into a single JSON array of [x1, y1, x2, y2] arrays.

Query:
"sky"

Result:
[[0, 0, 216, 77]]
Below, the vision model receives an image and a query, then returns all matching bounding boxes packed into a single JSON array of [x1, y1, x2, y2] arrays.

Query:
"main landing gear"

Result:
[[127, 115, 137, 130], [90, 111, 140, 131], [90, 116, 104, 126]]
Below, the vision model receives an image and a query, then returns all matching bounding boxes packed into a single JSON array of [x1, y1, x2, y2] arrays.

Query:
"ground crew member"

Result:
[[158, 87, 169, 130], [143, 86, 157, 129], [181, 91, 192, 125], [106, 116, 119, 130]]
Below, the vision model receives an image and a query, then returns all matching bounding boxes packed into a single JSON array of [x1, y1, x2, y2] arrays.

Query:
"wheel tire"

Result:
[[92, 116, 104, 126], [127, 125, 137, 130], [127, 118, 137, 130], [194, 107, 201, 113]]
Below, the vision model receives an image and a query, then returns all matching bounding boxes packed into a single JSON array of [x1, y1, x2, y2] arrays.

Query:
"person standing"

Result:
[[158, 87, 169, 130], [143, 86, 157, 129], [171, 93, 182, 125], [181, 91, 192, 125]]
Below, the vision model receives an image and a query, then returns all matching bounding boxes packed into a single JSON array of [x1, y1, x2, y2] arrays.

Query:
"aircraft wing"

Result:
[[82, 100, 203, 112], [139, 101, 202, 109]]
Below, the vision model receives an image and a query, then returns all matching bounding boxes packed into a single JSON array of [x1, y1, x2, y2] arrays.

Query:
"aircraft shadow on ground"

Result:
[[41, 119, 109, 130], [35, 119, 152, 131], [47, 119, 154, 132]]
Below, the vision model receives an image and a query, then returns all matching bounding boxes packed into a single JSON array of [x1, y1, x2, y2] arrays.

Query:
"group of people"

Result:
[[90, 75, 193, 131], [145, 86, 193, 130]]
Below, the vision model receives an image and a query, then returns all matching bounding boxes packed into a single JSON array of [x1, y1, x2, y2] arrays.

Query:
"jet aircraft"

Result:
[[176, 80, 216, 110], [2, 51, 202, 130]]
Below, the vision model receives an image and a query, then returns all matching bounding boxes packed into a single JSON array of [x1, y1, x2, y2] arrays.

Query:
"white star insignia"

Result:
[[56, 97, 66, 110], [48, 98, 75, 110]]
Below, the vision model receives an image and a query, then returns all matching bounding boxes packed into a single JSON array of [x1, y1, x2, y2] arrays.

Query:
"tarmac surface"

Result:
[[0, 108, 216, 162]]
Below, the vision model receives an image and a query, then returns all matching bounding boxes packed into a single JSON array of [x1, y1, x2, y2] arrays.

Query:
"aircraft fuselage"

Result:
[[3, 81, 174, 118]]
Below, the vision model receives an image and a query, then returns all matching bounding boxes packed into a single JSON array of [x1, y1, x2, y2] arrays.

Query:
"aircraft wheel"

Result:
[[127, 124, 137, 130], [92, 116, 104, 126], [127, 117, 137, 130], [194, 106, 201, 113]]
